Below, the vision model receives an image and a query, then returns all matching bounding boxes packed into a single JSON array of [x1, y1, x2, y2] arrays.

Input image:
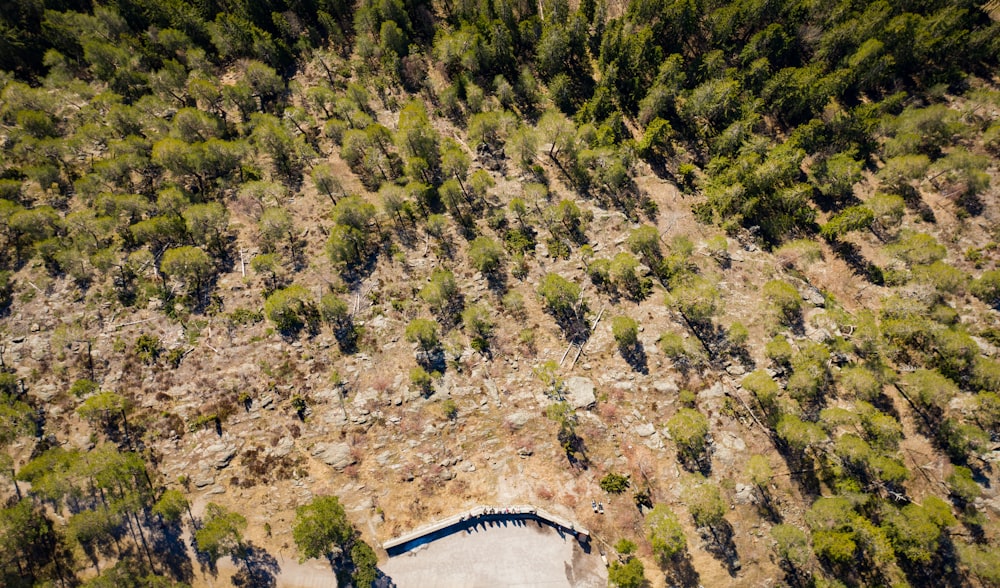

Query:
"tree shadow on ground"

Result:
[[774, 442, 822, 499], [902, 191, 936, 223], [811, 190, 863, 214], [892, 534, 967, 588], [340, 249, 382, 292], [554, 308, 591, 346], [753, 487, 783, 524], [831, 241, 885, 285], [149, 522, 194, 583], [868, 389, 902, 423], [390, 220, 419, 250], [485, 268, 508, 296], [560, 426, 590, 470], [437, 292, 467, 329], [620, 342, 648, 374], [957, 191, 984, 216], [646, 154, 675, 183], [429, 233, 455, 259], [332, 318, 358, 355], [287, 237, 308, 272], [456, 217, 478, 242], [231, 543, 280, 588], [778, 560, 812, 588], [677, 448, 712, 477], [685, 319, 755, 372], [373, 569, 398, 587], [662, 552, 701, 587], [192, 538, 218, 578], [726, 342, 756, 373], [783, 313, 807, 338], [702, 520, 741, 576], [596, 180, 648, 223], [416, 348, 447, 374]]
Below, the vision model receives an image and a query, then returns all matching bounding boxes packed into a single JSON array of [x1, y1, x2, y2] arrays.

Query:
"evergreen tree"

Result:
[[292, 495, 353, 562]]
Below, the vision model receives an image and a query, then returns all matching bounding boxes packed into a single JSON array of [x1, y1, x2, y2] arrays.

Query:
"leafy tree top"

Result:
[[292, 495, 353, 562], [194, 503, 247, 564]]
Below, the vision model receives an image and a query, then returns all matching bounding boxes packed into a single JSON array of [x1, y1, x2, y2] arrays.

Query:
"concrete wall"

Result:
[[383, 504, 590, 555]]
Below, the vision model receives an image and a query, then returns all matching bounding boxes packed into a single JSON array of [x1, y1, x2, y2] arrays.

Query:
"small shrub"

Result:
[[764, 280, 802, 324], [667, 278, 719, 324], [135, 333, 162, 364], [410, 366, 433, 395], [502, 291, 525, 318], [468, 236, 503, 275], [291, 395, 307, 419], [683, 476, 726, 528], [946, 466, 981, 504], [775, 239, 823, 269], [765, 335, 794, 366], [518, 328, 536, 352], [614, 538, 637, 556], [229, 307, 264, 326], [405, 318, 440, 353], [264, 284, 316, 334], [441, 399, 458, 420], [538, 273, 580, 317], [0, 270, 12, 313], [319, 294, 350, 324], [70, 379, 98, 398], [462, 304, 494, 353], [706, 235, 728, 263], [511, 253, 530, 279], [646, 504, 686, 562], [972, 269, 1000, 307], [667, 408, 709, 467], [611, 316, 639, 350], [889, 232, 947, 266], [658, 332, 686, 357], [505, 230, 535, 256], [607, 557, 645, 588], [728, 322, 749, 346], [587, 257, 611, 287], [600, 472, 631, 494], [820, 205, 874, 241], [165, 347, 186, 368], [838, 365, 881, 401], [420, 269, 461, 321], [610, 252, 651, 300], [189, 413, 219, 432]]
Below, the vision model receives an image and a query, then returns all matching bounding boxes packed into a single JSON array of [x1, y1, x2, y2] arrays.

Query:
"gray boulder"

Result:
[[634, 423, 656, 438], [312, 442, 355, 470], [505, 411, 532, 430], [564, 376, 596, 410]]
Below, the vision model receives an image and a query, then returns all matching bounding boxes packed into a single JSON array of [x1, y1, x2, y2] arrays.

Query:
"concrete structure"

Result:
[[381, 505, 605, 587], [383, 505, 588, 554]]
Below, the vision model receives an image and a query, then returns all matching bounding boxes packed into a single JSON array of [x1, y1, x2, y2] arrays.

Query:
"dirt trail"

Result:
[[882, 383, 952, 500], [191, 553, 338, 588]]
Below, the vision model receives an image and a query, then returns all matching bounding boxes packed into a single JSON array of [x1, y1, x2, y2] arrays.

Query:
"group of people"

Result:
[[482, 506, 521, 516], [458, 506, 530, 523]]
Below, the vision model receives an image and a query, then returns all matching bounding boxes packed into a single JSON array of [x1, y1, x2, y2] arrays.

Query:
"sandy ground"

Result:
[[212, 554, 338, 588]]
